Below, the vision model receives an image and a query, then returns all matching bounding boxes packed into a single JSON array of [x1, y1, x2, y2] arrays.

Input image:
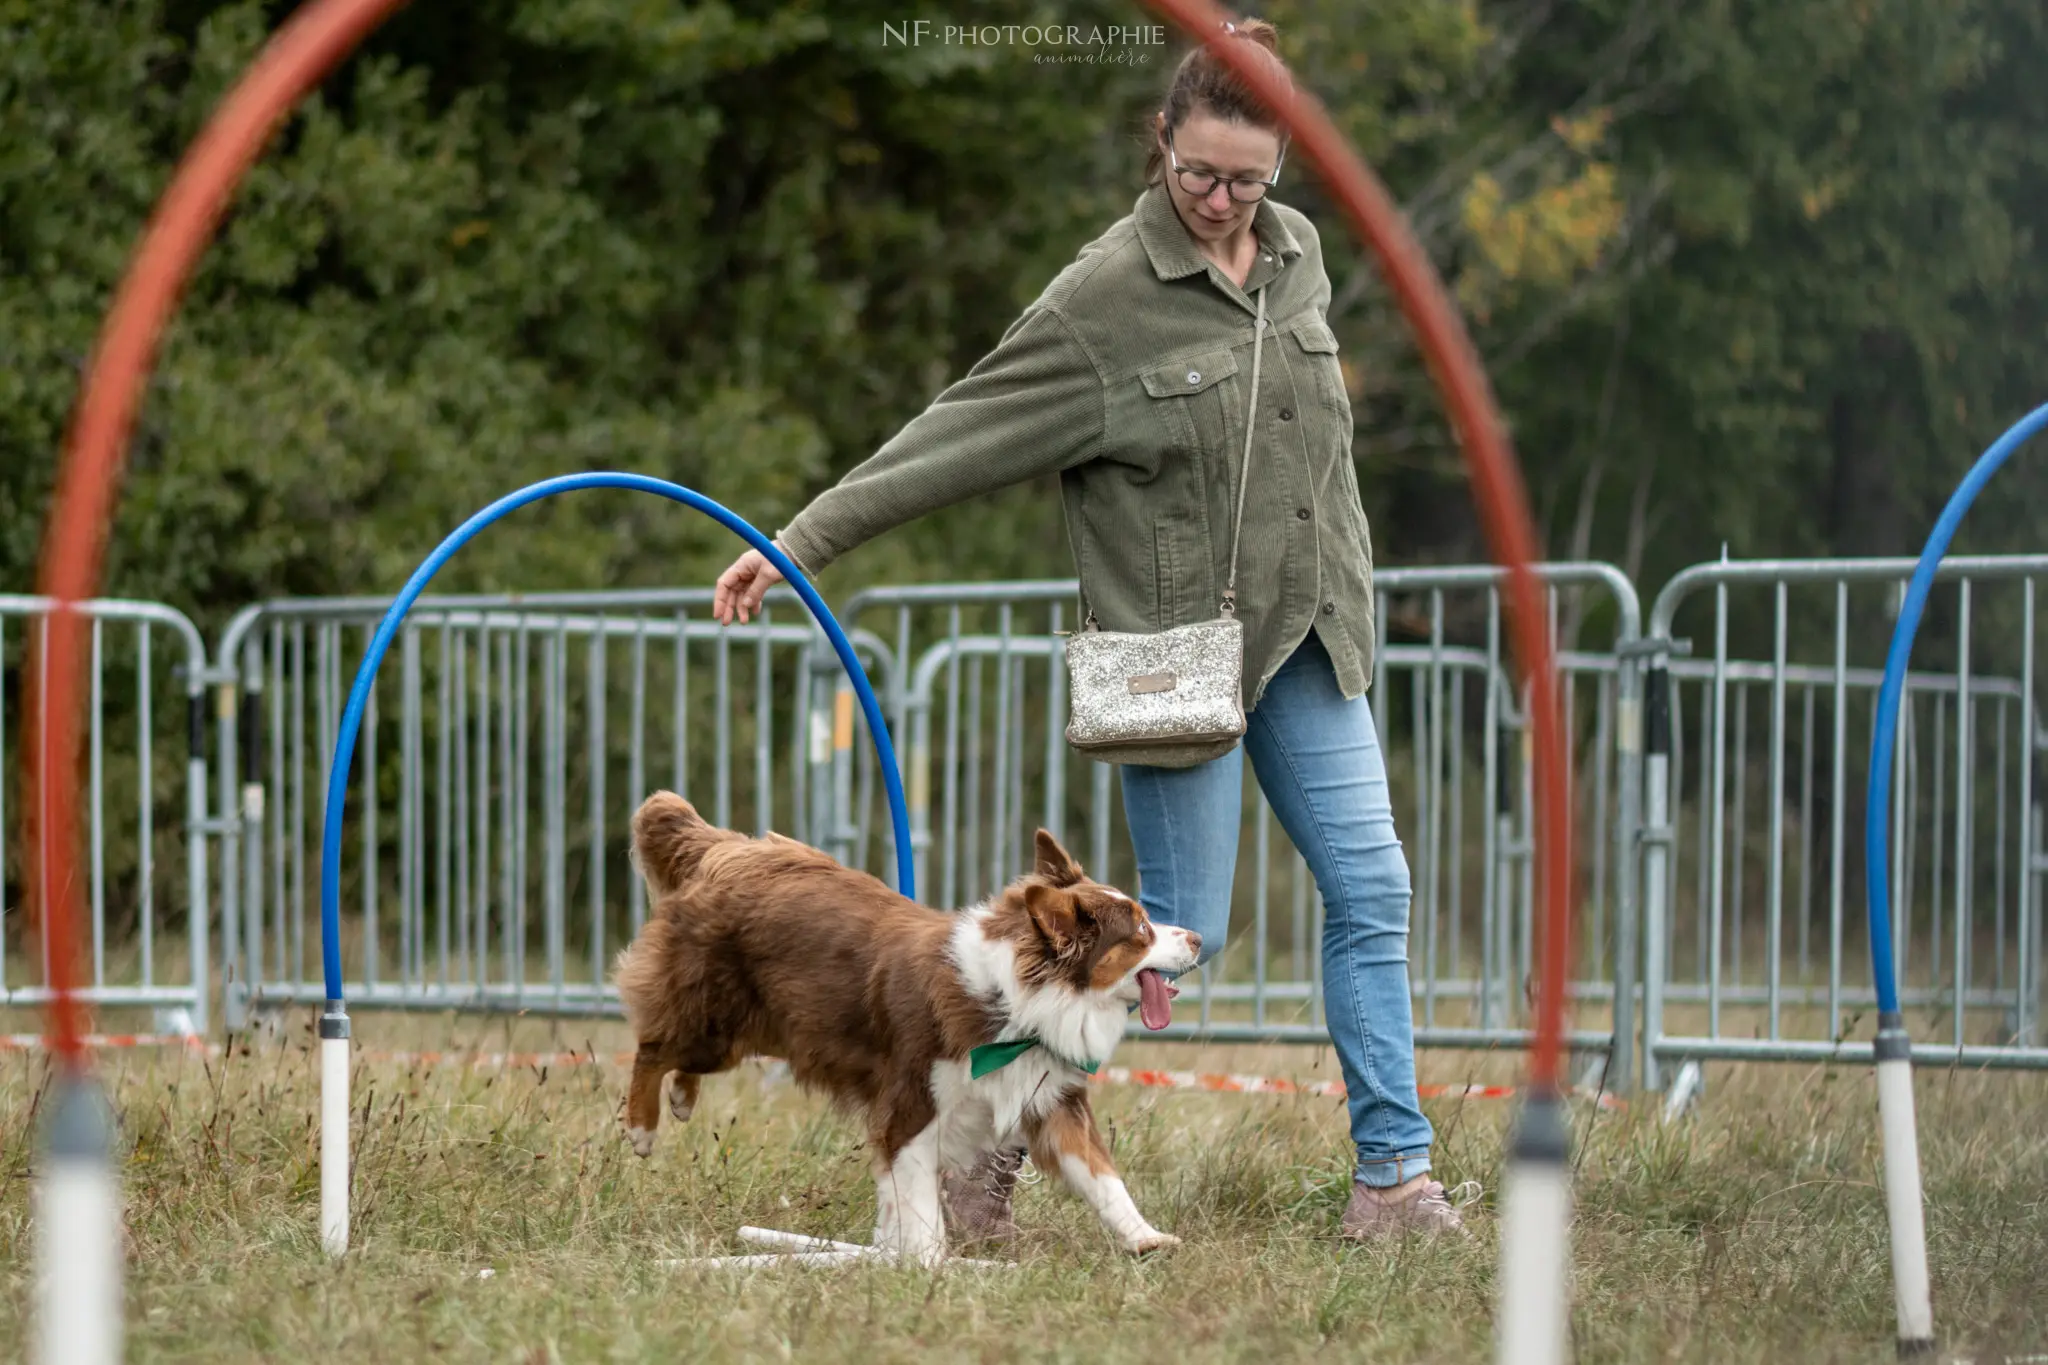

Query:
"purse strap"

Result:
[[1220, 282, 1268, 619], [1083, 280, 1269, 630]]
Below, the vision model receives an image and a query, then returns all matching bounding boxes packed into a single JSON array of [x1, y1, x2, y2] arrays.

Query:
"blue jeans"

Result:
[[1120, 630, 1434, 1188]]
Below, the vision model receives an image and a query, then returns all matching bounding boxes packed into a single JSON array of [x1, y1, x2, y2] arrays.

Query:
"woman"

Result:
[[711, 18, 1462, 1244]]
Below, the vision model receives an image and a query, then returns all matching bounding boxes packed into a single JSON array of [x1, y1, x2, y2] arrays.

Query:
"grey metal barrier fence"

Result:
[[212, 590, 892, 1028], [207, 565, 1651, 1083], [65, 553, 2045, 1096], [835, 564, 1648, 1086], [1641, 557, 2048, 1086], [0, 596, 213, 1032]]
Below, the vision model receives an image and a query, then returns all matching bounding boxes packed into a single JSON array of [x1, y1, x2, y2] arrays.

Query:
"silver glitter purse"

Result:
[[1064, 284, 1269, 768]]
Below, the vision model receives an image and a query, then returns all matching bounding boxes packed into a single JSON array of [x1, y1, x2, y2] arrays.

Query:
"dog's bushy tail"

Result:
[[631, 791, 736, 899]]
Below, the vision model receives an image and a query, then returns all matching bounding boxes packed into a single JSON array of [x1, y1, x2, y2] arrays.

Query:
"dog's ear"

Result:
[[1033, 829, 1085, 887], [1024, 882, 1089, 949]]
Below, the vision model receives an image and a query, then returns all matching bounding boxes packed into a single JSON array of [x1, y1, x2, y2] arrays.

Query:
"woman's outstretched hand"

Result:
[[713, 548, 785, 625]]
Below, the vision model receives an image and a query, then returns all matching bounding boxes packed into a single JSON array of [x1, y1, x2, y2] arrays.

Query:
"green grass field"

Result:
[[2, 1015, 2042, 1363]]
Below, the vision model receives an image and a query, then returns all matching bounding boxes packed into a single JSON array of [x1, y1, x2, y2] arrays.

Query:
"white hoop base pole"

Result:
[[667, 1250, 873, 1270], [1875, 1022, 1934, 1354], [36, 1072, 123, 1365], [738, 1227, 870, 1254], [320, 1004, 351, 1258], [1494, 1094, 1571, 1365], [660, 1225, 1013, 1272]]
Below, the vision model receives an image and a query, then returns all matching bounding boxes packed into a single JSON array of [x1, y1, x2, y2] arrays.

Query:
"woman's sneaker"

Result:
[[941, 1146, 1027, 1245], [1338, 1175, 1471, 1240]]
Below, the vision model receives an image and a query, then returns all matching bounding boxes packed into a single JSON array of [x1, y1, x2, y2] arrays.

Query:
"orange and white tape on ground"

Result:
[[364, 1048, 633, 1069], [0, 1036, 1622, 1108], [1099, 1065, 1624, 1110], [327, 1050, 1622, 1107], [1, 1034, 211, 1053]]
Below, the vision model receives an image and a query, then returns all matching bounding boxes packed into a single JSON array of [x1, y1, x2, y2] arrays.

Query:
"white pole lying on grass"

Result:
[[35, 1072, 123, 1365], [321, 1003, 351, 1257], [737, 1225, 1010, 1268], [667, 1250, 876, 1271], [738, 1227, 871, 1254], [659, 1225, 1014, 1271], [1494, 1093, 1571, 1365]]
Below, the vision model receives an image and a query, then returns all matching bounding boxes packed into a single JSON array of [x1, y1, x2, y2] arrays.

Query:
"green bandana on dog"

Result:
[[968, 1037, 1102, 1079]]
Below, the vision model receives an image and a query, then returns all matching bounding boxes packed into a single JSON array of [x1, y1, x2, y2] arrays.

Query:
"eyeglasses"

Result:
[[1165, 127, 1284, 203]]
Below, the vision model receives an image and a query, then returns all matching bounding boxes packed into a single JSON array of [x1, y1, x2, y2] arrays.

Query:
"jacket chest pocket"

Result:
[[1138, 348, 1240, 459], [1289, 317, 1352, 423]]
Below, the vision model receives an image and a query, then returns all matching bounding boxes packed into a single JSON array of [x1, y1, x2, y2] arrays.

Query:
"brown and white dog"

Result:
[[612, 791, 1200, 1264]]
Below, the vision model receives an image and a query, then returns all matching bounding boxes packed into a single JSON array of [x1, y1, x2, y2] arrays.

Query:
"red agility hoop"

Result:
[[31, 3, 1572, 1354], [31, 0, 1567, 1092], [28, 0, 413, 1070]]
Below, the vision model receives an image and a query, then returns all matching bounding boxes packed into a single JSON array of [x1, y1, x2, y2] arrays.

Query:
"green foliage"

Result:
[[1254, 1, 2048, 635], [1, 0, 1166, 625], [5, 0, 2048, 636]]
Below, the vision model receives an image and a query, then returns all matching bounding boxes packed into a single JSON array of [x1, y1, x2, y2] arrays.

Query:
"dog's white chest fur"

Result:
[[928, 1055, 1067, 1169], [930, 908, 1131, 1169]]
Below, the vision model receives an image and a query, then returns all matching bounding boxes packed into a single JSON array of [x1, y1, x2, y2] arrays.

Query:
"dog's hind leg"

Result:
[[625, 1042, 681, 1158], [1025, 1090, 1179, 1255], [667, 1071, 702, 1123], [626, 1033, 740, 1157]]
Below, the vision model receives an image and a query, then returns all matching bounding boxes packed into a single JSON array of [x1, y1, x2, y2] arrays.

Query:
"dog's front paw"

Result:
[[626, 1125, 657, 1158], [1119, 1227, 1181, 1256]]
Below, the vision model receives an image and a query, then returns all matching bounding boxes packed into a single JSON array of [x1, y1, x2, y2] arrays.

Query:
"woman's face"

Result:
[[1156, 109, 1284, 246]]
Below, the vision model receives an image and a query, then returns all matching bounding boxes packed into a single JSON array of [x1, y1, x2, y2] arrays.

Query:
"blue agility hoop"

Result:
[[1862, 400, 2048, 1354], [1865, 403, 2048, 1017], [316, 473, 914, 1007]]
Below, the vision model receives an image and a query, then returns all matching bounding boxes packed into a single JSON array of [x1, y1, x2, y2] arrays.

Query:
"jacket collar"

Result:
[[1134, 180, 1302, 283]]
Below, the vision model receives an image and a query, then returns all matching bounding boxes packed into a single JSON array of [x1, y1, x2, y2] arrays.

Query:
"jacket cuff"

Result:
[[773, 524, 826, 579]]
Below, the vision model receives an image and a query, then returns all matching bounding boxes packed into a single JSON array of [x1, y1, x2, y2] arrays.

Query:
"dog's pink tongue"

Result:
[[1137, 969, 1173, 1031]]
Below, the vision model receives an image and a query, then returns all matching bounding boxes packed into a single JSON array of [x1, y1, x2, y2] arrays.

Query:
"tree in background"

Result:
[[4, 0, 2047, 635], [2, 0, 1166, 620], [1284, 0, 2048, 600]]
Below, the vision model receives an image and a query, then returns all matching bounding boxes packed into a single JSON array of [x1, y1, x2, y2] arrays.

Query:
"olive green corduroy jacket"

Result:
[[777, 182, 1376, 715]]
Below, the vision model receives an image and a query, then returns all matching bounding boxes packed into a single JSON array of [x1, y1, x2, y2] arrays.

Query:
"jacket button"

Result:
[[1279, 407, 1294, 421], [1187, 370, 1201, 386], [1296, 508, 1311, 521], [1322, 601, 1336, 615]]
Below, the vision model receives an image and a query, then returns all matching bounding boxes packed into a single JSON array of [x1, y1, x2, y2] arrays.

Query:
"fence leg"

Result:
[[216, 672, 246, 1033], [1611, 649, 1644, 1093], [189, 674, 216, 1036], [1639, 657, 1674, 1092], [830, 681, 857, 868]]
